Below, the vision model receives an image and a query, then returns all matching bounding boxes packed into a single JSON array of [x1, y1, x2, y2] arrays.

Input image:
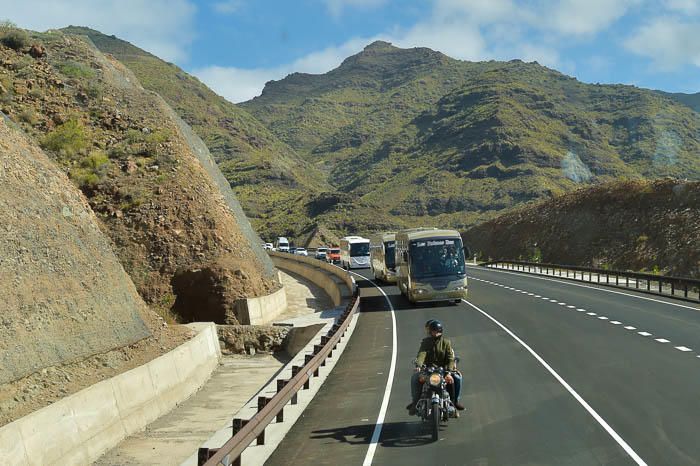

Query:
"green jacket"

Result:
[[415, 335, 455, 370]]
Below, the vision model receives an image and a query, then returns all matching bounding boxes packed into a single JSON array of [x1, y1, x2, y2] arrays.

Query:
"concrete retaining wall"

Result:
[[270, 254, 352, 306], [0, 323, 221, 466], [269, 251, 355, 294], [234, 286, 288, 325]]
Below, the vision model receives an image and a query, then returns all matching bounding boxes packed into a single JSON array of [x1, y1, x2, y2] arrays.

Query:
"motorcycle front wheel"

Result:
[[431, 401, 440, 441]]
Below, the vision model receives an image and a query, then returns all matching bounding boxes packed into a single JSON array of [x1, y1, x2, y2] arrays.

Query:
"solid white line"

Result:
[[346, 272, 397, 466], [675, 346, 692, 352], [461, 299, 647, 465], [469, 266, 700, 311]]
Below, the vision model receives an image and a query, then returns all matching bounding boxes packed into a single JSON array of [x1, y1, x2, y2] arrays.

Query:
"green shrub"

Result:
[[40, 119, 89, 156], [58, 61, 95, 79], [0, 28, 29, 51], [18, 108, 37, 125], [80, 150, 109, 169]]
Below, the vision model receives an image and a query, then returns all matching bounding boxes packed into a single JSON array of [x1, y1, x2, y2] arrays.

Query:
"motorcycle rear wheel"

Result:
[[431, 401, 440, 441]]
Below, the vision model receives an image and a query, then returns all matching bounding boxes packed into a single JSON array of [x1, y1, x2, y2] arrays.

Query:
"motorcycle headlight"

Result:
[[415, 288, 427, 295], [454, 285, 465, 290], [429, 373, 441, 386]]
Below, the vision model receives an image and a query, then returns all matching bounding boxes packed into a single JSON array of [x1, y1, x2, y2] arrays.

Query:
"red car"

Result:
[[326, 247, 341, 264]]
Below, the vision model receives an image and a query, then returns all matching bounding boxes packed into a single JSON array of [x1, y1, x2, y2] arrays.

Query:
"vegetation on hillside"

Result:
[[462, 179, 700, 278]]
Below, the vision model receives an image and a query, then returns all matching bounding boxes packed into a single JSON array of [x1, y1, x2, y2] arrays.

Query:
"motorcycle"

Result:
[[413, 364, 458, 441]]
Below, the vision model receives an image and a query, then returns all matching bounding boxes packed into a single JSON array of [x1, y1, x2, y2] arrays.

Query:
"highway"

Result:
[[267, 265, 700, 466]]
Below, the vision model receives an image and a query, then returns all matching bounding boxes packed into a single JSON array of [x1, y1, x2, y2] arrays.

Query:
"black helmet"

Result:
[[429, 320, 443, 333], [424, 319, 435, 329]]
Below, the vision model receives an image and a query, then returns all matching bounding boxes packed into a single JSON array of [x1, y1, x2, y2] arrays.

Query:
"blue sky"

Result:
[[3, 0, 700, 102]]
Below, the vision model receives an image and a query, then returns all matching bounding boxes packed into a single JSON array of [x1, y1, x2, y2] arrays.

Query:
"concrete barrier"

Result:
[[269, 253, 353, 306], [0, 323, 221, 466], [269, 251, 355, 295], [234, 286, 288, 325]]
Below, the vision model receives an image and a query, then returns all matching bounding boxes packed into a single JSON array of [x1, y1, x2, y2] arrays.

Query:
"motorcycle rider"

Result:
[[407, 320, 465, 415]]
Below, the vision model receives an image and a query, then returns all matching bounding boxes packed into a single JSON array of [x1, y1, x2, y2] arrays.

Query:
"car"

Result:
[[289, 247, 297, 254], [294, 247, 308, 256], [263, 243, 273, 250], [315, 247, 328, 260], [326, 247, 341, 264]]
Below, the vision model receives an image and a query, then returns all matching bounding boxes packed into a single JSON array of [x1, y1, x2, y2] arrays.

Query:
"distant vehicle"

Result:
[[395, 228, 468, 304], [276, 237, 290, 253], [315, 247, 328, 260], [264, 243, 273, 250], [289, 247, 297, 254], [327, 247, 341, 264], [294, 247, 308, 256], [370, 232, 397, 283], [340, 236, 371, 269]]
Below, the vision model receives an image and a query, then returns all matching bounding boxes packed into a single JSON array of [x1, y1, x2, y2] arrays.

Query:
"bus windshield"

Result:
[[384, 241, 396, 269], [350, 242, 370, 257], [409, 238, 465, 279]]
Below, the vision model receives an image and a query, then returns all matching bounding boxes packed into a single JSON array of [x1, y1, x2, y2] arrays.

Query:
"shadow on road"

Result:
[[310, 421, 436, 448]]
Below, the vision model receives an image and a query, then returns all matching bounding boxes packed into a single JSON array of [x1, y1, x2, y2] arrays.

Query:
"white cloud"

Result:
[[547, 0, 639, 36], [664, 0, 700, 14], [323, 0, 387, 18], [193, 66, 280, 103], [0, 0, 196, 62], [212, 0, 243, 15], [625, 17, 700, 69]]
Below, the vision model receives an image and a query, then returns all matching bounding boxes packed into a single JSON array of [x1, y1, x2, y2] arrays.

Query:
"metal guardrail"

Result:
[[198, 290, 360, 466], [481, 260, 700, 303]]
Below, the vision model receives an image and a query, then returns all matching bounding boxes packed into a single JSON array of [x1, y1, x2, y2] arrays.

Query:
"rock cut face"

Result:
[[0, 116, 151, 384]]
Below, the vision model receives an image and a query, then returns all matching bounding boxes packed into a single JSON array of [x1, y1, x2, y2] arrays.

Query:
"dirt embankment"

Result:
[[0, 114, 192, 425], [0, 30, 278, 323], [463, 179, 700, 278]]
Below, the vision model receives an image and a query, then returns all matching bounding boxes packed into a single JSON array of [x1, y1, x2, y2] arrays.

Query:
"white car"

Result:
[[264, 243, 273, 250], [294, 247, 308, 256], [315, 247, 328, 260]]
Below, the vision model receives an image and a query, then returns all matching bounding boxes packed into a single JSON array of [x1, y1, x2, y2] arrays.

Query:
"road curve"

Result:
[[267, 266, 700, 466]]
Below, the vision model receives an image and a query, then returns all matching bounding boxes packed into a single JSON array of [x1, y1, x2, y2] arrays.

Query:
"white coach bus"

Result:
[[340, 236, 370, 269], [395, 228, 468, 304], [370, 232, 397, 283]]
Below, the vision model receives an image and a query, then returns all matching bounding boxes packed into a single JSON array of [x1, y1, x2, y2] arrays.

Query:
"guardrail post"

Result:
[[305, 354, 319, 377], [292, 365, 307, 391], [232, 418, 248, 436], [198, 448, 220, 466], [616, 275, 619, 286], [647, 279, 650, 291], [658, 280, 662, 293], [606, 273, 610, 284], [684, 283, 688, 298], [671, 281, 675, 296], [314, 345, 326, 366]]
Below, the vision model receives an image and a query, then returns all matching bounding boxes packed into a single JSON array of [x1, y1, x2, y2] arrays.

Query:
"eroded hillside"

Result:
[[0, 27, 277, 322], [462, 179, 700, 278]]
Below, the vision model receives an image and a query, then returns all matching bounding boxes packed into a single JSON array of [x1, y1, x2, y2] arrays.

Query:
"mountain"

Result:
[[0, 27, 276, 322], [242, 41, 700, 234], [658, 90, 700, 113], [462, 179, 700, 278], [62, 26, 330, 240]]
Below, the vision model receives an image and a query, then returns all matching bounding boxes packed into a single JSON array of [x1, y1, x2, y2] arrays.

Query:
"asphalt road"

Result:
[[267, 265, 700, 466]]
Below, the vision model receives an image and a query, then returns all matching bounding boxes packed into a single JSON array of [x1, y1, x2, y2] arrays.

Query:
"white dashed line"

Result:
[[638, 332, 652, 337], [654, 338, 670, 344], [587, 312, 597, 316], [558, 302, 567, 306], [598, 316, 609, 320], [610, 321, 622, 325], [567, 305, 576, 308], [675, 346, 692, 352], [549, 299, 558, 302], [624, 326, 637, 330], [577, 308, 586, 312]]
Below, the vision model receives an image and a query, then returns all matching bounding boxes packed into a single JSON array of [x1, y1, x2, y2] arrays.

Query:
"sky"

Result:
[[2, 0, 700, 103]]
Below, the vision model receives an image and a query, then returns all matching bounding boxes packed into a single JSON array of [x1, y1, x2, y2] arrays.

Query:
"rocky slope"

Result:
[[462, 179, 700, 278], [0, 27, 277, 322], [0, 114, 153, 384], [62, 26, 331, 241], [242, 41, 700, 235]]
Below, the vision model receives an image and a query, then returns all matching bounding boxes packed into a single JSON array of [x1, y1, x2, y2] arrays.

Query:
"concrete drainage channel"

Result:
[[194, 253, 359, 466]]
